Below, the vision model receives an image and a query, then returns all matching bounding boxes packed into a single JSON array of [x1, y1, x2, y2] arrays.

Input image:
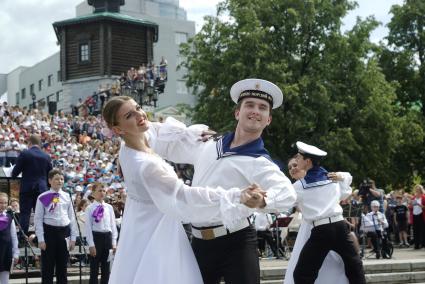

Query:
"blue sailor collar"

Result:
[[216, 132, 272, 162], [300, 166, 332, 189]]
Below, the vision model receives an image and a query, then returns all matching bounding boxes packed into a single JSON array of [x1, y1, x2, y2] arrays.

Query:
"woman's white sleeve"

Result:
[[147, 117, 209, 164], [337, 172, 353, 200], [138, 160, 253, 228], [250, 159, 296, 213]]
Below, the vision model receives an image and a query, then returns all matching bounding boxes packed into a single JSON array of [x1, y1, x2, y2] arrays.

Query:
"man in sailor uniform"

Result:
[[150, 78, 297, 284], [292, 142, 366, 284]]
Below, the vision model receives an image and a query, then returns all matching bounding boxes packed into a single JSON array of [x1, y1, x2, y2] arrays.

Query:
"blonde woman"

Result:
[[411, 185, 425, 249]]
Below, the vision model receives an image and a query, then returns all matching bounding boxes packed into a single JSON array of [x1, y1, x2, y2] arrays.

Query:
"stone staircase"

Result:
[[9, 259, 425, 283], [260, 259, 425, 284]]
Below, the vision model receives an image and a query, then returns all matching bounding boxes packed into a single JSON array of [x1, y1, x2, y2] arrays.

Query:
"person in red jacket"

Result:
[[410, 185, 425, 249]]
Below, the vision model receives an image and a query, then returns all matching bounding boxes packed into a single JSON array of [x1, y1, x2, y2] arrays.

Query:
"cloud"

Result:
[[0, 0, 405, 74], [179, 0, 221, 30], [342, 0, 404, 43], [0, 0, 82, 73]]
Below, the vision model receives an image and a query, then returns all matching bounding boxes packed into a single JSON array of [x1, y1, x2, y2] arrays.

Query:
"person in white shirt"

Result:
[[148, 79, 296, 284], [290, 142, 365, 284], [284, 156, 350, 284], [85, 182, 118, 284], [253, 212, 278, 257], [34, 169, 77, 284], [5, 135, 19, 166], [102, 96, 266, 284], [0, 193, 19, 284], [0, 135, 6, 167], [362, 200, 389, 258]]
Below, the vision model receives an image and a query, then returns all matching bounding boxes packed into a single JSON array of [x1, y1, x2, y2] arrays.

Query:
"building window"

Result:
[[176, 80, 188, 94], [38, 99, 46, 108], [57, 70, 61, 82], [30, 84, 35, 95], [56, 90, 63, 102], [47, 93, 55, 103], [175, 32, 188, 45], [21, 88, 26, 99], [79, 43, 90, 63], [48, 74, 53, 87], [38, 79, 43, 91], [16, 92, 20, 105]]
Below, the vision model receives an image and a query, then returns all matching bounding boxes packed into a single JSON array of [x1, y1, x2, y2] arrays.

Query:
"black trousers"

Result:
[[41, 224, 70, 284], [19, 190, 40, 235], [257, 230, 277, 256], [89, 231, 112, 284], [293, 221, 366, 284], [367, 230, 382, 257], [412, 214, 425, 249], [192, 226, 259, 284]]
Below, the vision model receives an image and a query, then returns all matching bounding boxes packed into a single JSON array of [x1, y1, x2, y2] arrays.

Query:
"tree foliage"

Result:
[[180, 0, 424, 187], [378, 0, 425, 186]]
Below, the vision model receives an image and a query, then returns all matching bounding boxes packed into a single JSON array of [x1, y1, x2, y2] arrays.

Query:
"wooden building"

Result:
[[53, 3, 158, 81]]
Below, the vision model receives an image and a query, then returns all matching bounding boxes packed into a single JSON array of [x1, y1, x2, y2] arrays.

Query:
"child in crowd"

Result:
[[34, 169, 77, 284], [394, 195, 409, 247], [0, 192, 19, 284], [85, 183, 117, 284]]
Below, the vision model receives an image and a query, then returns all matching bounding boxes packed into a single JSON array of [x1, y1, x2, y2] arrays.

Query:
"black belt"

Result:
[[92, 231, 112, 235]]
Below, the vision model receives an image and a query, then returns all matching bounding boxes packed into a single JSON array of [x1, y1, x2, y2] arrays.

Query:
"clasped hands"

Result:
[[240, 183, 267, 209], [328, 172, 343, 181]]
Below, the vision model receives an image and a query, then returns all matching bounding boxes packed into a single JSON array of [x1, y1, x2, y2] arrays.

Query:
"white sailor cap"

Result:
[[230, 78, 283, 109], [296, 141, 327, 157], [371, 200, 380, 207]]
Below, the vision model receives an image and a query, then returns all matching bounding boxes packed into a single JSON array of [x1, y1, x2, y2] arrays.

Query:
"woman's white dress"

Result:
[[283, 220, 349, 284], [109, 144, 250, 284]]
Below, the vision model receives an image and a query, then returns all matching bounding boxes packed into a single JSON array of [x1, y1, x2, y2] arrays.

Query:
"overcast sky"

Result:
[[0, 0, 403, 74]]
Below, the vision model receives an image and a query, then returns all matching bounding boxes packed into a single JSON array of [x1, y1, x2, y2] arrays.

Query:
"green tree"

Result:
[[180, 0, 423, 187], [378, 0, 425, 185], [386, 0, 425, 115]]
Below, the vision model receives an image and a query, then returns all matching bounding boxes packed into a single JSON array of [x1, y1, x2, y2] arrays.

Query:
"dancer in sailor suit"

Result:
[[102, 96, 267, 284], [284, 156, 349, 284], [148, 79, 297, 284], [0, 193, 19, 284], [291, 142, 365, 284]]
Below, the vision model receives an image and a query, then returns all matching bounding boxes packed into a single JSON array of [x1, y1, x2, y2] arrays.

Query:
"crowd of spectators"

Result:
[[70, 58, 168, 117], [338, 181, 425, 258], [0, 101, 125, 222]]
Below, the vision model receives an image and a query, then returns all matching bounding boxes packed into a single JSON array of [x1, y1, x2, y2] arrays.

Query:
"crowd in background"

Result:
[[0, 101, 124, 224], [0, 94, 424, 265]]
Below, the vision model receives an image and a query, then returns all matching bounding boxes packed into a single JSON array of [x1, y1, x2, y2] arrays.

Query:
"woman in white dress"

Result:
[[102, 96, 261, 284], [283, 157, 349, 284]]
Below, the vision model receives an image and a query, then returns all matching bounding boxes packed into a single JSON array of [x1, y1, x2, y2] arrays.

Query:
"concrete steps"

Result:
[[366, 271, 425, 283], [259, 260, 425, 284], [9, 259, 425, 284]]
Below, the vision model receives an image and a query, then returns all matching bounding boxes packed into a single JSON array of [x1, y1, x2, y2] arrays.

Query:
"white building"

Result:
[[5, 0, 196, 113]]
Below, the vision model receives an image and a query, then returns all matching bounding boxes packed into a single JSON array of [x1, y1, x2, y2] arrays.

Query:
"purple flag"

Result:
[[0, 214, 10, 231], [92, 204, 104, 223], [39, 192, 60, 212]]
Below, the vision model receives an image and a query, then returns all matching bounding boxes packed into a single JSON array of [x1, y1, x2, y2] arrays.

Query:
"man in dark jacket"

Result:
[[12, 134, 52, 235]]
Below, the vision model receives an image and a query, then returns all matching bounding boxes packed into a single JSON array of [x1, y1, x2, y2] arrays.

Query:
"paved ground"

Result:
[[12, 246, 425, 272]]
